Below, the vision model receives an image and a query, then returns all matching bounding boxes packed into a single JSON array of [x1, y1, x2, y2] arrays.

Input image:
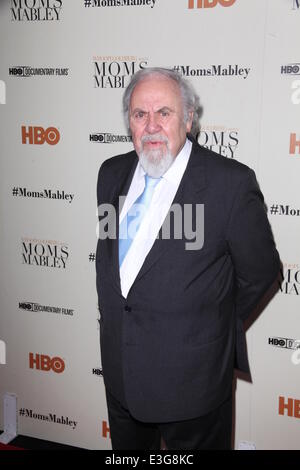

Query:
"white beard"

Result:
[[138, 135, 175, 178]]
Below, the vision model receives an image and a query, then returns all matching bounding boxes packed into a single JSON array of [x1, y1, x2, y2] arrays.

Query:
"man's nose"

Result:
[[145, 113, 162, 133]]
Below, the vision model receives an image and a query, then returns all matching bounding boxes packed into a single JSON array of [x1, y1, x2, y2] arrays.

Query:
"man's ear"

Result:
[[186, 111, 194, 132]]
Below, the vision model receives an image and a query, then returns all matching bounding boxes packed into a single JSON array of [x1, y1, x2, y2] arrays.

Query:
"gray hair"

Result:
[[123, 67, 202, 138]]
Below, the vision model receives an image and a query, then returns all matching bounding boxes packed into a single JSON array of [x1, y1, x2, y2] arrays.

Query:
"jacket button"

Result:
[[124, 305, 131, 312]]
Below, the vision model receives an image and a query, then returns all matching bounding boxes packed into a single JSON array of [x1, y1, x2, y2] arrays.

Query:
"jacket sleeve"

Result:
[[96, 160, 110, 313], [225, 168, 280, 323]]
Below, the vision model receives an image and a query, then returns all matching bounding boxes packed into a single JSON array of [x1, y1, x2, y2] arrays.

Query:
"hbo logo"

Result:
[[189, 0, 236, 8], [29, 353, 65, 373], [21, 126, 60, 145]]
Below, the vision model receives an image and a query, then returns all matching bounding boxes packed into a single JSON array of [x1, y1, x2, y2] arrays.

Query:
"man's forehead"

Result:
[[130, 75, 182, 106]]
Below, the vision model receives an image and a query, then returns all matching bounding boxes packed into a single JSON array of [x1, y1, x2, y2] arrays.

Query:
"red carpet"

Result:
[[0, 442, 24, 450]]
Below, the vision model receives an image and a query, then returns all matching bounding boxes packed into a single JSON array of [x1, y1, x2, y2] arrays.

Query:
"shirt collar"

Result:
[[162, 138, 192, 184]]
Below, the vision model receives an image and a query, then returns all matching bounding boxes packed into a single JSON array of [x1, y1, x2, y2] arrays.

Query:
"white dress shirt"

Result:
[[119, 138, 192, 298]]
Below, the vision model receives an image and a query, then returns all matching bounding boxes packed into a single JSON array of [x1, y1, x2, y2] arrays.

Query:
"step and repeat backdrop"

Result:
[[0, 0, 299, 450]]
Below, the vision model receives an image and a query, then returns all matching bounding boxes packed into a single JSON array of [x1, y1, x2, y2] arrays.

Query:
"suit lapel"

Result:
[[107, 153, 138, 293]]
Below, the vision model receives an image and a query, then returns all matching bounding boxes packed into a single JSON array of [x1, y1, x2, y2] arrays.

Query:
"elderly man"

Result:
[[96, 67, 280, 450]]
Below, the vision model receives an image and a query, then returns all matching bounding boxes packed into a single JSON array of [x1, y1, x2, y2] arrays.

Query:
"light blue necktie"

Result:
[[119, 174, 161, 267]]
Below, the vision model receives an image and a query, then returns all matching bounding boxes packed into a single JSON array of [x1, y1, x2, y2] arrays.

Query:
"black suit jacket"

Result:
[[96, 136, 280, 422]]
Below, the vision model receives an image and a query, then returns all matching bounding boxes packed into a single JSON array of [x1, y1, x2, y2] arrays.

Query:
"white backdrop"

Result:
[[0, 0, 299, 449]]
